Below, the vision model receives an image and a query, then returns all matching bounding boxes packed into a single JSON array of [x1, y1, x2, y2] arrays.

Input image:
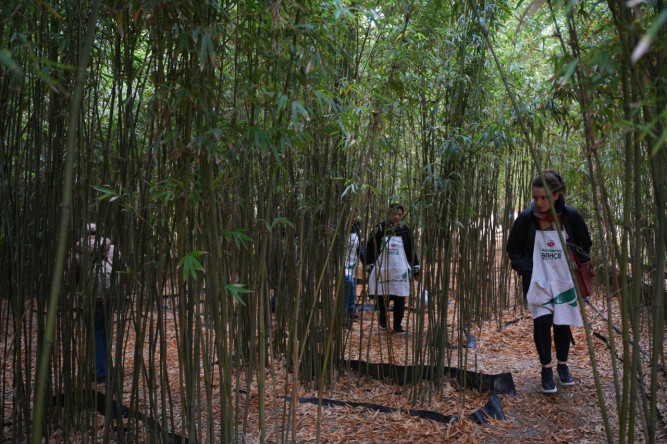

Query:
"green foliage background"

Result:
[[0, 0, 664, 442]]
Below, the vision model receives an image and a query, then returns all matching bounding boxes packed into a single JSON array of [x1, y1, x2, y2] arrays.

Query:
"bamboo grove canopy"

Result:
[[0, 0, 665, 442]]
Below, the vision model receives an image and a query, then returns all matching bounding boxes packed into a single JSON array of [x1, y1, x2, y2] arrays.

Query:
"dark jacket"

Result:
[[365, 221, 419, 268], [506, 205, 592, 296]]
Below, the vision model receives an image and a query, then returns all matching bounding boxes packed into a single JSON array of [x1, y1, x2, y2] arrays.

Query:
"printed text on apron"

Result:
[[526, 230, 583, 326], [368, 236, 411, 297]]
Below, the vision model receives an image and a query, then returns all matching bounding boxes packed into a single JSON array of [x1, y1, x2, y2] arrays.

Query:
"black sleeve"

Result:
[[506, 212, 532, 275], [358, 242, 365, 264], [353, 224, 365, 263], [401, 227, 419, 267], [567, 209, 592, 263], [364, 224, 383, 265]]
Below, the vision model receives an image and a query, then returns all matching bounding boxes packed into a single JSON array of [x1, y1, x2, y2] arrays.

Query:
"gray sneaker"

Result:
[[557, 363, 574, 386], [541, 367, 557, 393]]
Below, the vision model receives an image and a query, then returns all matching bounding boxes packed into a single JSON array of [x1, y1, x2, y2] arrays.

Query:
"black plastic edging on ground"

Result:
[[334, 359, 513, 425], [292, 396, 456, 424], [53, 390, 188, 443], [344, 359, 516, 395], [289, 394, 505, 425]]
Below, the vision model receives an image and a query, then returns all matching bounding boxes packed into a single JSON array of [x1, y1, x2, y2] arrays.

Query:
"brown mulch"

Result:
[[237, 295, 666, 443], [1, 290, 666, 443]]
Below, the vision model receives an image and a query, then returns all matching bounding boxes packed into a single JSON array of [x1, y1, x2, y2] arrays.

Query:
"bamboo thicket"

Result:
[[0, 0, 665, 442]]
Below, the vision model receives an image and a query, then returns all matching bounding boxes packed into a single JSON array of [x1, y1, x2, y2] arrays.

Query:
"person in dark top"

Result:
[[70, 223, 120, 383], [507, 170, 592, 393], [365, 204, 420, 334], [344, 210, 364, 319]]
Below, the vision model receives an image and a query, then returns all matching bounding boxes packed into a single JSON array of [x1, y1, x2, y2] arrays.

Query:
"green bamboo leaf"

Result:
[[291, 100, 310, 124], [199, 33, 214, 70], [277, 93, 288, 113], [189, 190, 200, 206], [313, 90, 335, 113], [93, 186, 118, 201], [36, 66, 64, 91], [651, 126, 667, 156], [224, 229, 253, 249], [266, 217, 294, 232], [0, 49, 20, 74], [631, 9, 667, 63], [225, 284, 248, 306], [206, 32, 215, 65], [362, 183, 380, 197], [247, 127, 270, 152], [342, 183, 357, 197], [178, 251, 205, 281], [559, 58, 578, 86]]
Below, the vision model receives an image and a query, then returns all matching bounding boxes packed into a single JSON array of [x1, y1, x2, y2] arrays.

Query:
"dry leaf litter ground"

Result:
[[1, 285, 666, 443]]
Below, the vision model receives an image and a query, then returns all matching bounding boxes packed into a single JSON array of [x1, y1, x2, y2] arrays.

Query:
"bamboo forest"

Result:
[[1, 0, 665, 442]]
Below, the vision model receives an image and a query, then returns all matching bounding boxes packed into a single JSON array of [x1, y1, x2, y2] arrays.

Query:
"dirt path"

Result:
[[250, 297, 666, 443]]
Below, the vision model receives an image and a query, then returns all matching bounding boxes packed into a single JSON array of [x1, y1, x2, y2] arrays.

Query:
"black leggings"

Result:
[[533, 314, 572, 366], [376, 295, 406, 327]]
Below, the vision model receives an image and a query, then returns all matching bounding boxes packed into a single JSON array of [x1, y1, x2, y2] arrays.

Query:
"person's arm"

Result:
[[364, 224, 382, 266], [352, 224, 365, 263], [405, 226, 421, 277], [568, 209, 592, 263], [401, 226, 419, 268], [506, 212, 532, 275], [358, 239, 365, 265], [65, 246, 81, 292]]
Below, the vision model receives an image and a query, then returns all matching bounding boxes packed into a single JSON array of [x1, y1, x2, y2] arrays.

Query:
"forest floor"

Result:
[[2, 290, 667, 443], [236, 295, 667, 443]]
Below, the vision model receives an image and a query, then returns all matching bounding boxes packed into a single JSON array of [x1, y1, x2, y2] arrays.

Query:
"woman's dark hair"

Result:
[[532, 170, 567, 195], [388, 203, 404, 214]]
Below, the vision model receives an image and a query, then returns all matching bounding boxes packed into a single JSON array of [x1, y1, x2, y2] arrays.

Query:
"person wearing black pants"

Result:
[[365, 204, 420, 334], [507, 171, 592, 393], [376, 295, 406, 332], [534, 314, 572, 367]]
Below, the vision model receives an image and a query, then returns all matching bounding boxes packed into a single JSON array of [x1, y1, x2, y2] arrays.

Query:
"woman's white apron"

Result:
[[368, 236, 410, 297], [345, 232, 359, 277], [526, 230, 582, 326]]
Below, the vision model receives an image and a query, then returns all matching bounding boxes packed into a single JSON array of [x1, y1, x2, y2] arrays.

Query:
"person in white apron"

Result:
[[507, 171, 592, 393], [365, 204, 420, 334], [344, 211, 364, 319], [70, 223, 121, 383]]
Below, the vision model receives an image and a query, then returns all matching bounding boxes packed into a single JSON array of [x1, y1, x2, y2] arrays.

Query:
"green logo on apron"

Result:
[[543, 287, 577, 307]]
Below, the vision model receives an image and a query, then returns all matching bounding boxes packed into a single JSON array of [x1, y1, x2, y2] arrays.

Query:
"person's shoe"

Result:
[[557, 363, 574, 386], [96, 375, 106, 384], [378, 321, 387, 330], [393, 325, 405, 335], [348, 310, 359, 319], [541, 367, 557, 393]]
